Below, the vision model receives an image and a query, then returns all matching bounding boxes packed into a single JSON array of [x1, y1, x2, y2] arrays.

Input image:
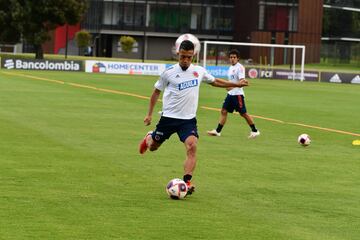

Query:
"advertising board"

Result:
[[86, 60, 166, 76], [321, 72, 360, 84], [1, 58, 82, 71]]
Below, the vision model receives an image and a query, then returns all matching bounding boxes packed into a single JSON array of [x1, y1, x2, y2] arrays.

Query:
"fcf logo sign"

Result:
[[248, 68, 258, 79]]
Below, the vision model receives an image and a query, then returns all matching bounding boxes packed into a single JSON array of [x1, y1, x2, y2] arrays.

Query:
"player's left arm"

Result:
[[210, 78, 248, 88], [201, 68, 247, 88], [226, 77, 249, 91]]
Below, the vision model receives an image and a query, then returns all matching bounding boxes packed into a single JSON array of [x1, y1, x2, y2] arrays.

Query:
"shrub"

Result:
[[119, 36, 136, 54]]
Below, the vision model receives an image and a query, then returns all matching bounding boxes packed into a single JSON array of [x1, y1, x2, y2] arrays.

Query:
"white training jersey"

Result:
[[227, 62, 245, 96], [154, 63, 215, 119]]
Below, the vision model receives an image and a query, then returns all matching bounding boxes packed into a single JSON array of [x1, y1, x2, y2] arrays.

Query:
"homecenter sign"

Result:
[[86, 60, 166, 75], [1, 58, 82, 71]]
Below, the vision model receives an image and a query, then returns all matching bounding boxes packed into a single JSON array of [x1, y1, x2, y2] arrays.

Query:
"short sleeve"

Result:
[[237, 65, 245, 79], [154, 71, 168, 91]]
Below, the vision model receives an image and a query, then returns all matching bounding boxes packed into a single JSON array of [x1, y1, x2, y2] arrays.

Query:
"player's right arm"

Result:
[[144, 68, 169, 126], [144, 88, 161, 126]]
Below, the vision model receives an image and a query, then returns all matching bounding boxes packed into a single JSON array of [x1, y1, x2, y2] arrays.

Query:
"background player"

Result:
[[207, 49, 260, 138]]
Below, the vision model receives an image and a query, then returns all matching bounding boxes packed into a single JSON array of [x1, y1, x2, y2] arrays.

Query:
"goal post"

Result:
[[202, 41, 306, 81]]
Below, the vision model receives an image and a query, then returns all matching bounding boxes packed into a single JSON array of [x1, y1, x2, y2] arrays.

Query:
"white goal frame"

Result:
[[202, 41, 306, 81]]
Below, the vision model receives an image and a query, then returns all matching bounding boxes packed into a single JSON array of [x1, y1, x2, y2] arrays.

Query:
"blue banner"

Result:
[[165, 64, 228, 78], [205, 66, 229, 78]]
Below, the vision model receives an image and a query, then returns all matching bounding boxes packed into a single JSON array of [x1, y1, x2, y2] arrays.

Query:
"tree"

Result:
[[0, 0, 87, 59], [119, 36, 136, 54], [0, 0, 22, 43], [75, 30, 92, 56]]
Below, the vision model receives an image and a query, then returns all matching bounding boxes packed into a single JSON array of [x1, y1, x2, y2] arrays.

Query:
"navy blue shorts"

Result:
[[222, 94, 247, 114], [151, 116, 199, 143]]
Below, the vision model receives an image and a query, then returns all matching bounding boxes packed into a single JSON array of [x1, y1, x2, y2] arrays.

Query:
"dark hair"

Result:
[[179, 40, 194, 51], [229, 49, 240, 58]]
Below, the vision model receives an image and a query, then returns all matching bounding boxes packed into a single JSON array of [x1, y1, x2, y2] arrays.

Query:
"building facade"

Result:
[[322, 0, 360, 64], [82, 0, 235, 60], [234, 0, 323, 64], [44, 0, 358, 65]]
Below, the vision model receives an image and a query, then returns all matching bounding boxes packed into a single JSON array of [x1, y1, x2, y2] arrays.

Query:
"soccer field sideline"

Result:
[[1, 70, 359, 139]]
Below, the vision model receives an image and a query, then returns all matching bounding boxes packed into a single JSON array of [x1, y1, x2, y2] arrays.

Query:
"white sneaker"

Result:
[[248, 130, 260, 139], [207, 129, 221, 137]]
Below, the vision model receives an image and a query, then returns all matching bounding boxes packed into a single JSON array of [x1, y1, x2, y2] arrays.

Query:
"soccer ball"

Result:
[[166, 178, 188, 199], [175, 33, 201, 55], [298, 134, 311, 146]]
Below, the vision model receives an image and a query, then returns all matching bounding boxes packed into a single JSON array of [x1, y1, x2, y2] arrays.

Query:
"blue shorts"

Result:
[[151, 116, 199, 143], [222, 94, 247, 114]]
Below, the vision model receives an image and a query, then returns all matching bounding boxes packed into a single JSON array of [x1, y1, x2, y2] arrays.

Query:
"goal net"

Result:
[[201, 41, 306, 81]]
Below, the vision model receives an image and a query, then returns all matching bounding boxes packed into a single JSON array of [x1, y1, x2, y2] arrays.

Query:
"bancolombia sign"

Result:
[[1, 58, 82, 71]]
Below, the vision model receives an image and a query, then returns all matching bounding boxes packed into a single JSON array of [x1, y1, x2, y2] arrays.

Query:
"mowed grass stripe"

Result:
[[1, 71, 65, 84], [2, 70, 358, 138], [2, 71, 150, 100], [201, 106, 285, 124], [288, 122, 360, 137], [201, 106, 360, 137]]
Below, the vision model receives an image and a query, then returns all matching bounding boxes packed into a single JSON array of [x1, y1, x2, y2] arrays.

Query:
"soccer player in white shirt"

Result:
[[139, 41, 248, 196], [207, 49, 260, 138]]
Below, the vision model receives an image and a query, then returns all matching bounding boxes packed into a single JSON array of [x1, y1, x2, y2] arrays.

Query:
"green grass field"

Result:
[[0, 69, 359, 240]]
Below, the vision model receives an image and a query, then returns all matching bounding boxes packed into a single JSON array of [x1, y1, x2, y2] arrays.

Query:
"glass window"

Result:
[[206, 0, 221, 4], [323, 7, 360, 38], [266, 6, 289, 31], [221, 7, 233, 31], [82, 0, 102, 30], [123, 3, 135, 26], [202, 6, 212, 30], [202, 6, 221, 30], [113, 2, 124, 26], [190, 0, 203, 3], [258, 0, 299, 32], [149, 3, 191, 32], [324, 0, 359, 8], [179, 4, 192, 32], [97, 0, 234, 34], [106, 2, 145, 28], [134, 4, 146, 26], [102, 2, 114, 25], [124, 3, 146, 26], [191, 6, 202, 30], [222, 0, 234, 5], [200, 4, 233, 32]]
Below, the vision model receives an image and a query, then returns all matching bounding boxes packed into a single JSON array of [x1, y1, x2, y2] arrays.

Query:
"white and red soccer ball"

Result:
[[298, 134, 311, 146], [175, 33, 201, 55], [166, 178, 188, 199]]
